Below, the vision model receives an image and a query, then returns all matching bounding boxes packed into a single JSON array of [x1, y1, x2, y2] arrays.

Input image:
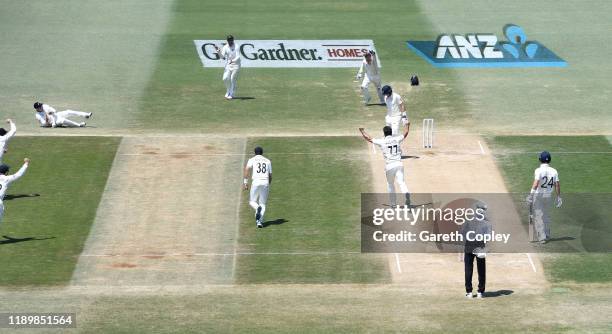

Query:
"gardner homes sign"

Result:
[[194, 40, 381, 68]]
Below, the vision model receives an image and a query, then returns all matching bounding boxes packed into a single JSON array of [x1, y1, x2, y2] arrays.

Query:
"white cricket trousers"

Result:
[[385, 115, 402, 136], [0, 201, 5, 226], [223, 66, 240, 97], [385, 165, 409, 206], [361, 75, 383, 103], [56, 110, 89, 127], [249, 181, 269, 219], [533, 194, 552, 241]]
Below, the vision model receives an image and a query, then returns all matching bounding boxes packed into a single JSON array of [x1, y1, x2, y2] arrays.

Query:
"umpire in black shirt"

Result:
[[460, 201, 491, 299]]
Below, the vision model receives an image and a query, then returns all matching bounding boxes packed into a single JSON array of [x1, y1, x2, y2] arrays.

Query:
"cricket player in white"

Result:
[[360, 125, 411, 206], [526, 151, 562, 243], [381, 85, 409, 136], [34, 102, 92, 128], [356, 50, 384, 105], [0, 158, 30, 227], [214, 35, 241, 100], [244, 146, 272, 228], [0, 119, 17, 162]]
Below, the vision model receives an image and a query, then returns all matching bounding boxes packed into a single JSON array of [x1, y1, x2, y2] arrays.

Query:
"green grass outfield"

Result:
[[488, 135, 612, 283], [236, 137, 389, 284], [0, 136, 119, 285]]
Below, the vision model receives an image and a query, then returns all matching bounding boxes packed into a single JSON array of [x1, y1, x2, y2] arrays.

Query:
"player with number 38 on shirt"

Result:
[[244, 147, 272, 228]]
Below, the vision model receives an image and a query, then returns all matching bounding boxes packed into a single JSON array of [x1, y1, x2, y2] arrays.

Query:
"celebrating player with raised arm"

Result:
[[360, 125, 411, 207], [0, 158, 30, 227], [356, 50, 384, 105], [214, 35, 241, 100], [243, 147, 272, 228], [0, 119, 17, 162]]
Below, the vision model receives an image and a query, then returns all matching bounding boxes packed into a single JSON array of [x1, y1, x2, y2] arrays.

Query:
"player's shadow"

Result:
[[263, 218, 288, 228], [401, 155, 420, 160], [546, 236, 576, 242], [3, 193, 41, 201], [365, 103, 386, 106], [232, 97, 256, 100], [0, 235, 55, 245], [483, 290, 514, 298]]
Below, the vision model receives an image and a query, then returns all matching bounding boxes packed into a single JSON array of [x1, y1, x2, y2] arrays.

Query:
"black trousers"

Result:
[[464, 253, 486, 293]]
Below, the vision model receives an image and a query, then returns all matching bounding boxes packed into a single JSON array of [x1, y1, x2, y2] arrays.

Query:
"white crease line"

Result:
[[394, 253, 402, 273], [371, 143, 376, 154], [80, 251, 363, 257], [525, 253, 537, 273], [477, 140, 485, 155], [232, 138, 247, 281]]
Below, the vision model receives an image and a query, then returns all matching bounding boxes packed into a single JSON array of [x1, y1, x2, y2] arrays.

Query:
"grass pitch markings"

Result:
[[72, 137, 243, 287], [0, 136, 119, 286], [235, 136, 390, 284]]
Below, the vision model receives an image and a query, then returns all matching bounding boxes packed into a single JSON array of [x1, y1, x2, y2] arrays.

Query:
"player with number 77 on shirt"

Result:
[[243, 146, 272, 228], [359, 125, 411, 207]]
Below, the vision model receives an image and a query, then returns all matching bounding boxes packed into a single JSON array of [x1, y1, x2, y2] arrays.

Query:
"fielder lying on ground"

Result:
[[34, 102, 92, 128]]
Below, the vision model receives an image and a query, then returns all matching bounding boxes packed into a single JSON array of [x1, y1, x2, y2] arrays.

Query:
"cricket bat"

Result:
[[528, 201, 536, 242]]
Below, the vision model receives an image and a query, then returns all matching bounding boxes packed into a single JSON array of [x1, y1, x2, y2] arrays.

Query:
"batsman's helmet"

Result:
[[539, 151, 551, 163], [0, 164, 9, 175], [254, 146, 263, 155], [34, 102, 43, 109], [226, 35, 234, 42], [0, 128, 6, 136], [382, 85, 392, 96], [383, 126, 392, 137]]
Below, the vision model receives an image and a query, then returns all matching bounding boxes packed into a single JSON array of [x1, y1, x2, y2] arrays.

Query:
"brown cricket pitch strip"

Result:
[[367, 131, 548, 292]]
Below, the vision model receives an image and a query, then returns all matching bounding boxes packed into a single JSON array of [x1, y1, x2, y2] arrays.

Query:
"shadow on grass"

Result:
[[401, 155, 420, 159], [232, 96, 256, 100], [0, 235, 55, 245], [4, 193, 41, 201], [547, 236, 576, 242], [263, 218, 288, 228], [483, 290, 514, 298]]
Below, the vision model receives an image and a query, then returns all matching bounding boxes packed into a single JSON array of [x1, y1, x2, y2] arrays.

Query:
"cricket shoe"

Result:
[[476, 292, 483, 299], [86, 112, 93, 119], [255, 206, 262, 222], [79, 122, 86, 127], [465, 293, 474, 299], [257, 221, 263, 228]]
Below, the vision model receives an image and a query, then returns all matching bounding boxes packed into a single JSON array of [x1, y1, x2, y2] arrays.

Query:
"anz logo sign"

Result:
[[407, 24, 566, 68]]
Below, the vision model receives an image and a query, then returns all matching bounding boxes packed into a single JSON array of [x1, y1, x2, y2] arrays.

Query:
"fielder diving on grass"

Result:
[[360, 125, 411, 207], [34, 102, 92, 128], [243, 146, 272, 228]]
